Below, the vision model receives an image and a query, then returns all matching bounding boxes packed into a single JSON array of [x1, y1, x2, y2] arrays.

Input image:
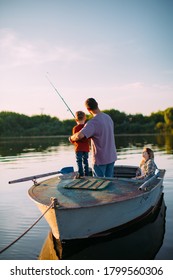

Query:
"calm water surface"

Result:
[[0, 135, 172, 260]]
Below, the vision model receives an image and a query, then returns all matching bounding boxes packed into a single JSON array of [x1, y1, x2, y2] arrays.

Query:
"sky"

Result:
[[0, 0, 173, 120]]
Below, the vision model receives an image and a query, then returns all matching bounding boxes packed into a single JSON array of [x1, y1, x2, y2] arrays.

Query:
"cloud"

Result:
[[152, 83, 173, 90], [112, 82, 173, 93], [0, 28, 89, 69], [113, 82, 144, 91], [0, 29, 35, 67]]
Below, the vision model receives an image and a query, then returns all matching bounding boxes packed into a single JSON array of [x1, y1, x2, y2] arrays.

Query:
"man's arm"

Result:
[[70, 131, 85, 142]]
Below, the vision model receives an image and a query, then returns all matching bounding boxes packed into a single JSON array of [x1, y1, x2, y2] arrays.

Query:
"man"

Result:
[[69, 98, 117, 177]]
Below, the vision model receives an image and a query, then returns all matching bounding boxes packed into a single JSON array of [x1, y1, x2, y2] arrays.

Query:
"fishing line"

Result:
[[46, 73, 75, 118]]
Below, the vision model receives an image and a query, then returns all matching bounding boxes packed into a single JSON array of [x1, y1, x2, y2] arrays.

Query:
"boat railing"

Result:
[[138, 169, 161, 191]]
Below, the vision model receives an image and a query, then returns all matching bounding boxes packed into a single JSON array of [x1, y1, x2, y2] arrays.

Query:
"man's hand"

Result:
[[70, 131, 85, 142], [68, 136, 74, 143]]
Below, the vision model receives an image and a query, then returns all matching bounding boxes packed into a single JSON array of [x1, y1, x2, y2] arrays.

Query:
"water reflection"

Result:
[[116, 134, 173, 155], [0, 134, 173, 157], [39, 195, 166, 260], [155, 134, 173, 154], [0, 137, 69, 157]]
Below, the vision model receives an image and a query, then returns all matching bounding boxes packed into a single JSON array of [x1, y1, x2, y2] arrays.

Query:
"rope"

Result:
[[0, 199, 56, 254]]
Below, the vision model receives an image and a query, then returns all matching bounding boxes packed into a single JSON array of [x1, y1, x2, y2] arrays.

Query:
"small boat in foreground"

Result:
[[39, 194, 166, 260], [28, 165, 166, 241]]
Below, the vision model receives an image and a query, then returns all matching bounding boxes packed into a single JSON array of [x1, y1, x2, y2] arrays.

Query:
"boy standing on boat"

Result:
[[69, 111, 90, 177], [69, 98, 117, 177]]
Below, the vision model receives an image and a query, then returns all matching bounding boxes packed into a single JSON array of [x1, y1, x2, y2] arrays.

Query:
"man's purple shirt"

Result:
[[81, 112, 117, 165]]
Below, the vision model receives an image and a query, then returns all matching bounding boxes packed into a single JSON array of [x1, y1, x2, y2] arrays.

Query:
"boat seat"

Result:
[[63, 178, 111, 190]]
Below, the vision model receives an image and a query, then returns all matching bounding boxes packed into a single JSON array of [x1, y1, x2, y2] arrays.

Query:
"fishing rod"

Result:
[[46, 73, 75, 118]]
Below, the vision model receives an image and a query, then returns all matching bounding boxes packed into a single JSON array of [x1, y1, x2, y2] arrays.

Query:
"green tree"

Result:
[[150, 111, 164, 123], [155, 122, 166, 133], [164, 108, 173, 128], [0, 108, 173, 136]]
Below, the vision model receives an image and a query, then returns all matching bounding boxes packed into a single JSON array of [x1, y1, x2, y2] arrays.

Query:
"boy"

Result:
[[69, 111, 90, 176]]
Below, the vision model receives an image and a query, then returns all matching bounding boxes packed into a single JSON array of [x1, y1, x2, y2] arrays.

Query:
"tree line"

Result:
[[0, 107, 173, 137]]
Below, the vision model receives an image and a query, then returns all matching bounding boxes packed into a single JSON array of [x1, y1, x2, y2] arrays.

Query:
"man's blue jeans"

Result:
[[93, 162, 115, 177]]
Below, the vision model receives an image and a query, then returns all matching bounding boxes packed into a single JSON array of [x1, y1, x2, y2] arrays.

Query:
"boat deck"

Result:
[[28, 173, 163, 209]]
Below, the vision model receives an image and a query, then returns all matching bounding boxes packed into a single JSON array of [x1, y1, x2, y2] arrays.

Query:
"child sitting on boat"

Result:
[[135, 147, 158, 179]]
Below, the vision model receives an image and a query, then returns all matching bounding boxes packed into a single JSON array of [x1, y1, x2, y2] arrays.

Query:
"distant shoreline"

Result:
[[0, 133, 171, 140]]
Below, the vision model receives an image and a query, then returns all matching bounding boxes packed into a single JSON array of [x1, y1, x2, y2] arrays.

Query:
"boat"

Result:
[[28, 165, 166, 241], [39, 194, 166, 260]]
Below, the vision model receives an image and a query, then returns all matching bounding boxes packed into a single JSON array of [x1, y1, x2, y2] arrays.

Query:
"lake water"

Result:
[[0, 135, 173, 260]]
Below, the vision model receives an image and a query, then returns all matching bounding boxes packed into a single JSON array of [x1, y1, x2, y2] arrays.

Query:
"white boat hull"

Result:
[[30, 167, 165, 241]]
